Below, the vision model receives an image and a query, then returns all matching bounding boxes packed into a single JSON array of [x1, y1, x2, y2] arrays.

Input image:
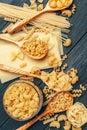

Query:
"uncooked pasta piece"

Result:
[[67, 102, 87, 128]]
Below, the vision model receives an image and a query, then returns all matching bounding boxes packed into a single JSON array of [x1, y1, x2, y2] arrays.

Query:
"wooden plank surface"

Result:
[[64, 0, 87, 54], [0, 0, 87, 130]]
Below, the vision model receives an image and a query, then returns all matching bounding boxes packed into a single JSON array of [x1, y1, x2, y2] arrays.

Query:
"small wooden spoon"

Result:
[[16, 91, 73, 130], [8, 0, 73, 34], [0, 64, 43, 80], [0, 35, 48, 60]]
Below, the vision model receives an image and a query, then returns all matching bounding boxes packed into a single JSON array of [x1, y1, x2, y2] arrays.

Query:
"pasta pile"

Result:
[[49, 0, 71, 8], [67, 102, 87, 128], [41, 71, 73, 92], [3, 81, 40, 120], [49, 92, 73, 112], [22, 38, 48, 58]]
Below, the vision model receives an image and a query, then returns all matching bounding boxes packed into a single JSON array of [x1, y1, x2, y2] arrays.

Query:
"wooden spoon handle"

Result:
[[16, 110, 49, 130], [0, 64, 41, 79], [0, 35, 18, 45], [8, 10, 46, 34]]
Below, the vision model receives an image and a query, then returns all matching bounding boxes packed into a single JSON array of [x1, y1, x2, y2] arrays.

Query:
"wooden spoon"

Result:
[[0, 35, 48, 60], [8, 0, 73, 34], [16, 91, 73, 130], [0, 64, 42, 80]]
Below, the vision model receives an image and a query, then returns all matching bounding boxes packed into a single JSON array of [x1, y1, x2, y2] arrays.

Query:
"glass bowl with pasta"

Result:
[[3, 80, 43, 121]]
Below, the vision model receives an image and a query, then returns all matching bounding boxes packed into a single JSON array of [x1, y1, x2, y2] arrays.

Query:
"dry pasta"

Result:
[[19, 62, 27, 68], [41, 71, 72, 92], [37, 4, 44, 11], [67, 102, 87, 128], [58, 114, 67, 122], [62, 10, 72, 17], [80, 84, 86, 91], [49, 121, 60, 128], [49, 0, 71, 9], [43, 117, 55, 124], [72, 126, 82, 130], [61, 54, 68, 62], [63, 38, 72, 46], [63, 120, 71, 130], [0, 3, 71, 29], [3, 81, 40, 120], [72, 93, 82, 98], [72, 89, 82, 93], [61, 63, 68, 71], [71, 4, 76, 14], [10, 51, 24, 61], [49, 92, 73, 112], [38, 0, 43, 3]]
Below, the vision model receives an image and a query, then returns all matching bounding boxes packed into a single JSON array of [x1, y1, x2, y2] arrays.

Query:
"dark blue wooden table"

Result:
[[0, 0, 87, 130]]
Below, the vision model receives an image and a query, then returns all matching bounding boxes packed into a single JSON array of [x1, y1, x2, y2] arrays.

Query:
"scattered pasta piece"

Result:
[[49, 121, 60, 128], [63, 120, 71, 130], [19, 62, 27, 68], [71, 76, 79, 84], [30, 66, 41, 75], [37, 4, 44, 11], [30, 0, 36, 4], [43, 117, 55, 124], [63, 38, 72, 47], [40, 115, 50, 121], [61, 63, 68, 71], [29, 3, 37, 9], [11, 51, 24, 61], [48, 55, 60, 68], [67, 68, 78, 78], [38, 0, 43, 3], [72, 89, 82, 93], [4, 17, 17, 22], [11, 52, 18, 61], [67, 68, 79, 84], [62, 10, 72, 17], [23, 3, 29, 8], [17, 52, 24, 60], [72, 4, 76, 14], [58, 114, 67, 122], [54, 114, 59, 120], [72, 126, 82, 130], [61, 54, 68, 62], [80, 84, 86, 91], [72, 93, 82, 98]]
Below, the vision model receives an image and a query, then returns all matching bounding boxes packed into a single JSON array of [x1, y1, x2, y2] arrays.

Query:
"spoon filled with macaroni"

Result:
[[16, 91, 73, 130], [8, 0, 73, 34], [0, 35, 48, 60]]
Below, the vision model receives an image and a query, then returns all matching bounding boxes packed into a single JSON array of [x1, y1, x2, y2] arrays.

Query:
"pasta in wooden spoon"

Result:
[[8, 0, 73, 34], [16, 91, 73, 130], [0, 35, 48, 60]]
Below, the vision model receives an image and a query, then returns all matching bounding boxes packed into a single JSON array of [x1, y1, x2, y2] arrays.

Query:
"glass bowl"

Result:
[[3, 80, 43, 121]]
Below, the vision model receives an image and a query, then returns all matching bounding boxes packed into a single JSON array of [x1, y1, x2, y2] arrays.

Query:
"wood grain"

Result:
[[0, 0, 87, 130]]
